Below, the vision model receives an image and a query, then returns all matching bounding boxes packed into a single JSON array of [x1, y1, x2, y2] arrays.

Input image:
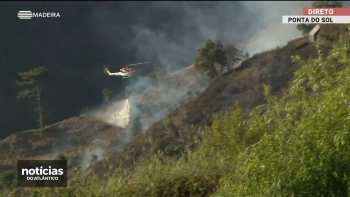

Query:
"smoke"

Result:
[[238, 1, 312, 55], [84, 1, 315, 162], [127, 64, 206, 129], [91, 1, 312, 70], [89, 98, 130, 128], [79, 139, 106, 170], [128, 1, 256, 69], [86, 63, 204, 146]]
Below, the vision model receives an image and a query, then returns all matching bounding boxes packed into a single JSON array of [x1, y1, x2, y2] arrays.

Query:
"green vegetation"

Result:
[[216, 41, 350, 196], [0, 172, 16, 188], [195, 39, 243, 81], [16, 66, 48, 129], [102, 88, 113, 104], [319, 24, 350, 43], [297, 1, 343, 35], [8, 36, 350, 196], [131, 116, 142, 138]]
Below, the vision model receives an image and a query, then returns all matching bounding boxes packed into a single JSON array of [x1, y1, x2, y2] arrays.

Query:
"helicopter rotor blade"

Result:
[[128, 62, 148, 66], [104, 62, 147, 68]]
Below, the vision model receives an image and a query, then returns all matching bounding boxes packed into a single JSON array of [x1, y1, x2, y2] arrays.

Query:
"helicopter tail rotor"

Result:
[[103, 66, 109, 74]]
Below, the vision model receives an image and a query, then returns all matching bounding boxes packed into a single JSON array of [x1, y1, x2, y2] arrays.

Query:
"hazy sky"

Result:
[[90, 1, 310, 68], [0, 1, 314, 137]]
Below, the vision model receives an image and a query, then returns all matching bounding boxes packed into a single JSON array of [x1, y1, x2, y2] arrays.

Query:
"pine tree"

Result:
[[16, 66, 48, 129], [102, 88, 113, 104]]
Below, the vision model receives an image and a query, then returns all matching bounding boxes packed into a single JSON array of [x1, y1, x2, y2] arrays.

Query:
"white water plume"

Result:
[[90, 98, 130, 128]]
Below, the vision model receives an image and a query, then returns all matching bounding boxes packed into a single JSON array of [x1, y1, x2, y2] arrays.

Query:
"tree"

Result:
[[195, 40, 224, 80], [195, 40, 242, 81], [102, 88, 113, 104], [16, 66, 48, 129], [224, 44, 242, 70], [297, 1, 342, 35], [131, 116, 142, 137]]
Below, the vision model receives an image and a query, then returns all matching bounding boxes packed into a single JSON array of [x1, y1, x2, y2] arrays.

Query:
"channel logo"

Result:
[[17, 11, 61, 19], [17, 160, 67, 187], [18, 11, 32, 19]]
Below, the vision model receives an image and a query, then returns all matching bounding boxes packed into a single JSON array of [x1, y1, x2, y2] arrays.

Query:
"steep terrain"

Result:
[[0, 63, 204, 178], [89, 38, 332, 176], [1, 1, 257, 137], [0, 117, 122, 174], [0, 33, 334, 181], [132, 64, 206, 125]]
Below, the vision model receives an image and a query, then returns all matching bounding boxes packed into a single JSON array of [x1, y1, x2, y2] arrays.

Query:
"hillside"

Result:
[[9, 34, 350, 196], [0, 37, 332, 179], [1, 23, 344, 196], [0, 62, 205, 179], [1, 1, 257, 138], [88, 38, 332, 176], [133, 64, 206, 124], [0, 117, 121, 174]]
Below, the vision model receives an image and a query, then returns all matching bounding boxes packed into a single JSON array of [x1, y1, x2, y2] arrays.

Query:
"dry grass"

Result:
[[86, 38, 334, 179], [317, 24, 350, 44]]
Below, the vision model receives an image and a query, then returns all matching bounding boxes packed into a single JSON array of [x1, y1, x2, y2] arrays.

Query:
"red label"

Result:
[[303, 7, 350, 16]]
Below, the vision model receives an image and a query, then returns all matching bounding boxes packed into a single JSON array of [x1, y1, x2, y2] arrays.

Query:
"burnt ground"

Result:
[[0, 37, 332, 181], [0, 116, 123, 174], [88, 40, 332, 176], [0, 63, 204, 179]]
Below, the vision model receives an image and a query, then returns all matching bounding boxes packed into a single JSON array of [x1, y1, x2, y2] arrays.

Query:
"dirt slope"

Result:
[[0, 36, 332, 180], [0, 116, 124, 174], [88, 39, 332, 176], [0, 62, 204, 177]]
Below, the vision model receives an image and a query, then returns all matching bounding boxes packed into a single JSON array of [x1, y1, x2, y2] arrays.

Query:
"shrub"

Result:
[[217, 39, 350, 196]]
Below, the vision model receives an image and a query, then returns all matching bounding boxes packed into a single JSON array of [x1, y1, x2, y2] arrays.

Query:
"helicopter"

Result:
[[104, 62, 148, 79]]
